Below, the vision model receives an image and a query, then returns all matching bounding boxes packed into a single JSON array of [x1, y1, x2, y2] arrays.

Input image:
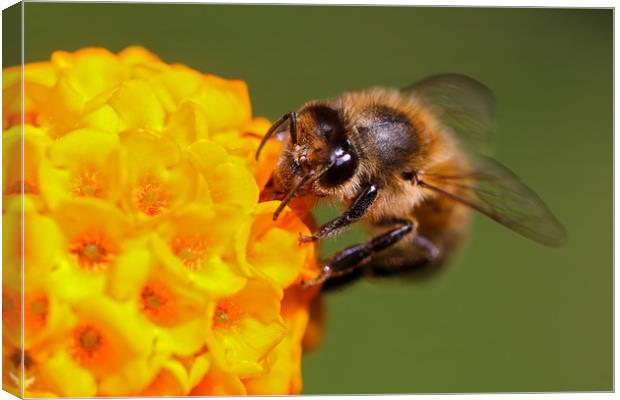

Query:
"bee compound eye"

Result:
[[322, 148, 358, 187]]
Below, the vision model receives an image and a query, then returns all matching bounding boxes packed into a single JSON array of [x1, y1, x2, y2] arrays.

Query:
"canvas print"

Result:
[[2, 3, 612, 397]]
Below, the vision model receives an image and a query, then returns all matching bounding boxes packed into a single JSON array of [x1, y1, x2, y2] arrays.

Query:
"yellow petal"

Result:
[[189, 75, 251, 131], [38, 351, 97, 397], [79, 103, 120, 133], [163, 101, 210, 147], [151, 63, 204, 107], [140, 359, 189, 396], [154, 318, 211, 357], [187, 139, 232, 174], [105, 243, 151, 301], [108, 79, 165, 131], [244, 285, 317, 394], [51, 47, 127, 101], [36, 76, 85, 137], [243, 335, 302, 395], [118, 46, 162, 65], [212, 162, 259, 211], [3, 201, 64, 291], [188, 352, 211, 389], [191, 358, 247, 395]]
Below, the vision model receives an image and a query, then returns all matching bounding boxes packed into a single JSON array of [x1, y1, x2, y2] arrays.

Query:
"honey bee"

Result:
[[256, 74, 567, 289]]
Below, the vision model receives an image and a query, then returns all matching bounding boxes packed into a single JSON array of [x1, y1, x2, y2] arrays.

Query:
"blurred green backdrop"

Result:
[[12, 3, 612, 393]]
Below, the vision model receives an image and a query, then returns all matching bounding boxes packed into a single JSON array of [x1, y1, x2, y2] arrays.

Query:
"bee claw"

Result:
[[300, 266, 331, 289], [298, 232, 316, 244], [300, 276, 322, 289]]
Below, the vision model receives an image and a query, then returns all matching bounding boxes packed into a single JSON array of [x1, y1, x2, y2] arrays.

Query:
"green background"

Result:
[[11, 3, 613, 393]]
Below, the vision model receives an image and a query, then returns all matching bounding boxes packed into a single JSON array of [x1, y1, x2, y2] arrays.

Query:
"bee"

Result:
[[256, 74, 567, 289]]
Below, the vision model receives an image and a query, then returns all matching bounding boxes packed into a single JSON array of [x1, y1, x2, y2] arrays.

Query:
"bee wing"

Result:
[[421, 154, 567, 247], [402, 74, 496, 154]]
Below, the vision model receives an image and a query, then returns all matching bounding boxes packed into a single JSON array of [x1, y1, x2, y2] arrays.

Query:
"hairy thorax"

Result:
[[322, 88, 463, 221]]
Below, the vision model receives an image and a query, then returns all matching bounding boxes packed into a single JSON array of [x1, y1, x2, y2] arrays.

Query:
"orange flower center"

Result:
[[25, 294, 49, 331], [171, 235, 207, 270], [143, 287, 165, 309], [140, 281, 176, 326], [134, 174, 170, 216], [213, 300, 242, 330], [72, 167, 105, 198], [70, 325, 104, 366], [69, 232, 115, 271]]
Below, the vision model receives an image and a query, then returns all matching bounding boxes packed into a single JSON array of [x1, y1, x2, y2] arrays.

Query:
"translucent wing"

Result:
[[419, 154, 567, 247], [403, 74, 496, 154]]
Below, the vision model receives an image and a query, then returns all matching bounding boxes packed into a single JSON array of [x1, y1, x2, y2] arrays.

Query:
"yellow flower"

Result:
[[236, 201, 316, 287], [117, 244, 214, 358], [244, 285, 320, 394], [2, 61, 57, 130], [3, 125, 51, 210], [39, 128, 122, 209], [152, 203, 248, 296], [206, 279, 286, 377], [187, 139, 259, 212], [46, 198, 137, 302], [35, 297, 161, 397], [3, 46, 321, 396], [118, 129, 199, 220]]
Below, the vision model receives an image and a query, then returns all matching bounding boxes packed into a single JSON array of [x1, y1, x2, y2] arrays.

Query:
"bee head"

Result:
[[256, 104, 359, 220], [293, 104, 359, 189]]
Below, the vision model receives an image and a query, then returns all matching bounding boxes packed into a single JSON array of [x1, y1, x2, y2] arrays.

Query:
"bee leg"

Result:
[[299, 184, 379, 243], [366, 234, 442, 279], [301, 219, 413, 288]]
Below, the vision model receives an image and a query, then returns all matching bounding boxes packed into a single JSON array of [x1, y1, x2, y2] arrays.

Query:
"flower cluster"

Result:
[[3, 46, 320, 396]]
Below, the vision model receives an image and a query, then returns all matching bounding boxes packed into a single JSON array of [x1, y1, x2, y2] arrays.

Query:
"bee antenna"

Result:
[[289, 111, 298, 145], [255, 111, 297, 160], [272, 161, 334, 221], [272, 171, 313, 221]]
